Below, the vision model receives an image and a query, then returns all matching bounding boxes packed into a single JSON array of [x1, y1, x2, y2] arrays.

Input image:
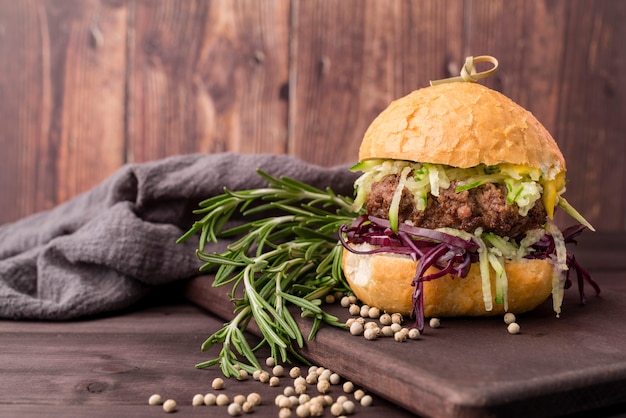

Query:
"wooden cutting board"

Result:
[[184, 235, 626, 418]]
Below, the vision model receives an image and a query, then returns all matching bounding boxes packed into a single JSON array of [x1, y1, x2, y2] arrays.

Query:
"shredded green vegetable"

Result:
[[352, 160, 546, 224]]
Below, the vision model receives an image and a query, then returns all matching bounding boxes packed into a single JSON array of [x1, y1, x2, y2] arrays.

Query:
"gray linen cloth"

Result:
[[0, 153, 357, 320]]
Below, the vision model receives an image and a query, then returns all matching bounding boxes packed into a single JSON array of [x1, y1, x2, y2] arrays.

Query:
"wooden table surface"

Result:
[[0, 289, 413, 418], [1, 232, 625, 418]]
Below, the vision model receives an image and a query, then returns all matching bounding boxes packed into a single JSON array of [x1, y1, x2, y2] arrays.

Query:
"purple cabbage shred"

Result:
[[339, 217, 599, 332]]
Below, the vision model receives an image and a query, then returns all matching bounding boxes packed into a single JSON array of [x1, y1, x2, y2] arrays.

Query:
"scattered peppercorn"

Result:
[[507, 322, 521, 334], [504, 312, 516, 324], [148, 394, 162, 406], [212, 377, 225, 390], [192, 393, 204, 406], [360, 394, 373, 407], [227, 402, 242, 416], [162, 399, 177, 413]]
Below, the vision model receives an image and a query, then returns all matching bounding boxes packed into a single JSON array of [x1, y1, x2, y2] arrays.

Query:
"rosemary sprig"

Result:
[[177, 170, 359, 377]]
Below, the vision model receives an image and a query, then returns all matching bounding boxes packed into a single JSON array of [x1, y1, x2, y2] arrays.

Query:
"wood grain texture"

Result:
[[0, 302, 414, 417], [0, 0, 624, 230], [552, 0, 626, 231], [463, 0, 626, 230], [128, 0, 290, 161], [289, 0, 464, 167], [0, 0, 127, 221]]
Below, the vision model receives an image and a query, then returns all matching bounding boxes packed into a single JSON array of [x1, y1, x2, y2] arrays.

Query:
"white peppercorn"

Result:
[[295, 403, 310, 417], [242, 401, 254, 413], [212, 377, 225, 390], [162, 399, 177, 413], [319, 369, 332, 381], [273, 364, 285, 377], [429, 317, 441, 328], [368, 306, 381, 318], [317, 379, 330, 393], [290, 366, 302, 378], [360, 394, 373, 407], [379, 313, 392, 325], [247, 392, 261, 406], [364, 321, 378, 330], [330, 402, 344, 416], [381, 325, 394, 337], [507, 322, 521, 334], [309, 400, 324, 416], [306, 372, 318, 384], [342, 381, 355, 393], [204, 393, 217, 405], [394, 331, 407, 342], [343, 399, 356, 414], [353, 389, 365, 401], [504, 312, 516, 324], [364, 327, 379, 340], [349, 321, 364, 336], [348, 304, 360, 316], [192, 393, 204, 406], [148, 394, 162, 406], [277, 395, 292, 408], [227, 402, 242, 416]]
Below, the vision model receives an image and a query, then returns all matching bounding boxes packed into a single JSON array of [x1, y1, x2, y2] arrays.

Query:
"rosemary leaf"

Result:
[[179, 170, 359, 374]]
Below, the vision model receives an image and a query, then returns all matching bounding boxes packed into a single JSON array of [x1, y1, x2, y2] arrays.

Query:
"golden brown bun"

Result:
[[342, 245, 554, 317], [358, 82, 566, 179]]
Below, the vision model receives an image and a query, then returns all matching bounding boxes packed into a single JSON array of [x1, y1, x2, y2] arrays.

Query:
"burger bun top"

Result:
[[358, 82, 566, 180]]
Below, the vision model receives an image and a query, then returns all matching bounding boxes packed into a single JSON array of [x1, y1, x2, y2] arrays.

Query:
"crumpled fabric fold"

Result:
[[0, 153, 356, 320]]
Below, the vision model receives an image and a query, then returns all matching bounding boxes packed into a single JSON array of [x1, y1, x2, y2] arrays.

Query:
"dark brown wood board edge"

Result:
[[183, 274, 626, 418]]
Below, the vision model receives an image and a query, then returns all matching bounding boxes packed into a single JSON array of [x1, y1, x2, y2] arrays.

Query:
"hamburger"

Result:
[[339, 80, 599, 331]]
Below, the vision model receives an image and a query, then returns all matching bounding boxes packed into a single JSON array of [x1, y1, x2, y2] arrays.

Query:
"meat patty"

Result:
[[366, 174, 547, 237]]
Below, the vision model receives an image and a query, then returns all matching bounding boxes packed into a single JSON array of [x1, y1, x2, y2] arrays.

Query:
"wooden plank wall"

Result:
[[1, 0, 625, 232]]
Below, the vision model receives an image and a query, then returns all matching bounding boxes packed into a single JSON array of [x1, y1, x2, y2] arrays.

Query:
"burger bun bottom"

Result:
[[342, 246, 554, 317]]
